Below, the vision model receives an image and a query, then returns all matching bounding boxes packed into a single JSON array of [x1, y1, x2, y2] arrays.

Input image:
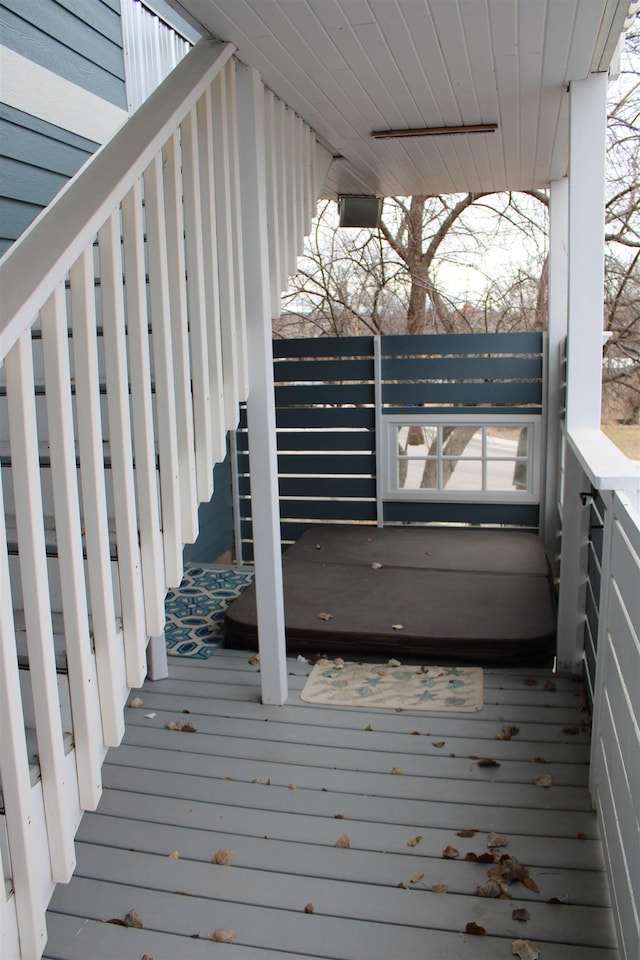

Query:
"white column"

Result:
[[235, 62, 288, 705], [566, 73, 608, 432], [543, 178, 568, 564]]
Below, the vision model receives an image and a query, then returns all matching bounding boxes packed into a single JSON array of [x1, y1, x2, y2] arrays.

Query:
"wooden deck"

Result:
[[44, 649, 619, 960]]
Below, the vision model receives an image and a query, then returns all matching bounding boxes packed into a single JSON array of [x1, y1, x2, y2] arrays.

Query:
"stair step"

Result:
[[0, 729, 75, 810]]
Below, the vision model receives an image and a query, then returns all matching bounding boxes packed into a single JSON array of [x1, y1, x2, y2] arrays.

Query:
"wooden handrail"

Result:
[[0, 39, 235, 360]]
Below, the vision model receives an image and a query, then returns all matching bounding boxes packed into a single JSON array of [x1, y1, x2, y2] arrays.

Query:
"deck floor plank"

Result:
[[44, 651, 618, 960]]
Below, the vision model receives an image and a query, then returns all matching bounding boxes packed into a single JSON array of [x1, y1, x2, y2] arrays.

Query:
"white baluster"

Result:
[[0, 465, 48, 957], [226, 61, 249, 401], [70, 248, 125, 745], [212, 69, 241, 431], [181, 105, 214, 498], [273, 98, 289, 296], [41, 284, 103, 808], [264, 89, 283, 320], [121, 181, 166, 637], [161, 132, 199, 544], [98, 211, 148, 685], [197, 87, 227, 463], [5, 331, 77, 880], [143, 152, 183, 588]]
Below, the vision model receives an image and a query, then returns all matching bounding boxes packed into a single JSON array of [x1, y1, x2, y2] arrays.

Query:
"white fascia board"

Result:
[[0, 46, 128, 144]]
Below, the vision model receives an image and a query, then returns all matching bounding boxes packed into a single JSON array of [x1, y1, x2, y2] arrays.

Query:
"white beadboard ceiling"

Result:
[[177, 0, 630, 198]]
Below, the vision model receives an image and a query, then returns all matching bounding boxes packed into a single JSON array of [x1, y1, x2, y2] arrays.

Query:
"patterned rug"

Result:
[[300, 659, 483, 712], [164, 564, 254, 658]]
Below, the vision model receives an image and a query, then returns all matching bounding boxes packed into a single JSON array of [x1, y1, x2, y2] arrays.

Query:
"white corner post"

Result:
[[543, 178, 568, 568], [556, 73, 608, 672], [235, 61, 288, 705]]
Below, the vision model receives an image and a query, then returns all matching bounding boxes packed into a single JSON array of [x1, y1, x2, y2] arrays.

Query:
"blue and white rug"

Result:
[[164, 564, 254, 658]]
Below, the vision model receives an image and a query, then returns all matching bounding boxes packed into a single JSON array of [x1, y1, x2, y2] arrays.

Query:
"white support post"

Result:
[[566, 73, 608, 432], [235, 61, 288, 705], [543, 178, 569, 567]]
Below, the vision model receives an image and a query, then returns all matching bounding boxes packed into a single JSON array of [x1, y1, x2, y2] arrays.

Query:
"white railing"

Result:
[[559, 429, 639, 960], [0, 37, 322, 959]]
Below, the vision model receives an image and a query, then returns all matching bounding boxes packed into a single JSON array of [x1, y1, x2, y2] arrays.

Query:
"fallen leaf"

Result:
[[129, 698, 144, 708], [432, 741, 445, 748], [563, 726, 579, 735], [143, 713, 156, 719], [222, 776, 233, 781], [164, 721, 181, 731], [410, 730, 421, 735], [406, 836, 422, 847], [543, 679, 556, 691], [391, 624, 403, 630], [465, 921, 487, 936], [304, 903, 314, 913], [410, 872, 425, 884], [534, 775, 553, 788], [442, 845, 459, 859], [512, 908, 531, 922], [532, 756, 550, 763], [182, 709, 191, 714], [365, 724, 373, 731], [371, 562, 383, 570], [288, 784, 298, 790], [318, 612, 333, 621], [523, 876, 540, 893], [334, 814, 345, 819], [168, 850, 179, 859], [477, 879, 511, 899], [391, 766, 404, 775], [141, 955, 154, 960], [211, 929, 237, 943], [397, 882, 407, 889], [577, 832, 587, 840], [487, 832, 509, 847], [335, 834, 351, 848], [457, 829, 478, 838], [496, 724, 520, 740], [213, 849, 234, 866], [523, 679, 538, 686], [478, 852, 496, 863], [105, 919, 127, 927], [464, 852, 479, 862], [181, 722, 197, 733], [432, 884, 448, 893], [477, 758, 501, 767], [123, 909, 143, 929], [248, 654, 260, 665], [388, 657, 401, 666], [547, 896, 567, 904], [512, 939, 540, 960], [488, 857, 529, 884]]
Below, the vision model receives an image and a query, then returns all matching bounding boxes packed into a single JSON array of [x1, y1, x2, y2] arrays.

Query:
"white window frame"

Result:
[[383, 413, 541, 503]]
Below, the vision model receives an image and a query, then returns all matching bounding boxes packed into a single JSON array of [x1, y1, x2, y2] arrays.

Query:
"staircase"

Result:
[[0, 38, 322, 959]]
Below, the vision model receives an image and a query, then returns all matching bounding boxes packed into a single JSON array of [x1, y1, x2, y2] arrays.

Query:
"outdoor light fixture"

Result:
[[338, 195, 382, 228], [371, 123, 498, 139]]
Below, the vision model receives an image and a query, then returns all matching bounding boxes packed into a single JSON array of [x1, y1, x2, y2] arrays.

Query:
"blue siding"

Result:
[[0, 0, 126, 107], [0, 104, 98, 252], [183, 452, 235, 564]]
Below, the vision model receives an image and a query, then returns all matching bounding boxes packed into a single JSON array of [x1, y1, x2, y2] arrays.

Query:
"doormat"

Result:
[[164, 565, 254, 658], [300, 659, 483, 712]]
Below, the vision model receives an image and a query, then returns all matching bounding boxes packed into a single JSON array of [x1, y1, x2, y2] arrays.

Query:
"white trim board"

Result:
[[0, 46, 128, 144]]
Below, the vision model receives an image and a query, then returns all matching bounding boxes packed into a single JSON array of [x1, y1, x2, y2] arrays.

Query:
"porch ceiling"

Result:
[[175, 0, 629, 198]]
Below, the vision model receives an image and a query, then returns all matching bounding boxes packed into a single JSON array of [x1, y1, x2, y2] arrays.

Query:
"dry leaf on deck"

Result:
[[577, 832, 587, 840], [523, 679, 538, 686], [388, 658, 401, 667], [288, 784, 298, 790], [442, 845, 459, 859], [304, 903, 314, 913], [318, 612, 333, 621], [371, 562, 383, 570], [406, 836, 422, 847], [512, 939, 540, 960], [563, 726, 579, 735], [334, 814, 345, 819], [432, 884, 448, 893], [168, 851, 179, 859], [496, 725, 520, 740], [487, 832, 509, 847], [534, 775, 553, 788], [532, 756, 550, 763], [365, 724, 373, 731], [512, 908, 531, 922], [457, 829, 478, 837], [477, 758, 501, 767], [523, 876, 540, 893], [213, 849, 234, 866], [165, 721, 181, 731], [181, 722, 197, 733], [248, 654, 260, 665], [391, 766, 404, 775], [123, 909, 143, 929], [211, 929, 237, 943], [465, 921, 487, 936], [464, 852, 479, 862], [478, 852, 496, 863], [129, 698, 144, 708], [432, 741, 445, 748], [410, 872, 425, 884], [543, 680, 556, 691], [477, 879, 510, 899], [335, 834, 351, 848], [392, 624, 404, 630]]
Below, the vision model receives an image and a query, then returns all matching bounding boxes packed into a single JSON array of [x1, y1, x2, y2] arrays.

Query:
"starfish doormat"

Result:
[[300, 660, 483, 712]]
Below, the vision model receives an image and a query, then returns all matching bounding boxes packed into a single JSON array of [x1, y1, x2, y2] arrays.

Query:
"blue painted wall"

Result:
[[0, 0, 126, 251], [183, 450, 236, 565]]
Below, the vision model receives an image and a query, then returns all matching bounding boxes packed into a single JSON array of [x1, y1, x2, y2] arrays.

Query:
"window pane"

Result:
[[441, 425, 482, 458], [487, 460, 528, 491], [397, 424, 438, 452], [442, 459, 483, 490], [487, 426, 528, 458], [398, 459, 438, 489]]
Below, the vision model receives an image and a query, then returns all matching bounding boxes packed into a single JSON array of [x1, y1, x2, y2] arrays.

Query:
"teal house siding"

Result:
[[0, 103, 98, 253], [183, 452, 236, 565]]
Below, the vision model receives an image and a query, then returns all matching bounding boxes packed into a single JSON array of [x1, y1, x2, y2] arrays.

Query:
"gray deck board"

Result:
[[45, 651, 618, 960]]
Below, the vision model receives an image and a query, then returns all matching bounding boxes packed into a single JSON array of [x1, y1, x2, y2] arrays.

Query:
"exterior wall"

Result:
[[183, 450, 235, 564]]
